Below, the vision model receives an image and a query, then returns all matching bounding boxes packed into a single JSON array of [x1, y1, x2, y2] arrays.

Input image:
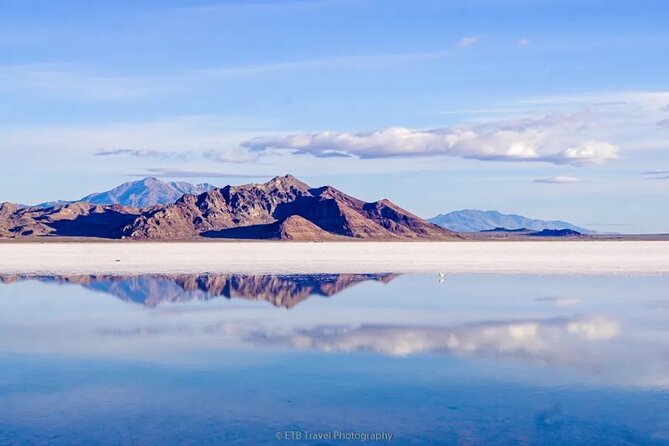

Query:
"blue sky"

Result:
[[1, 0, 668, 232]]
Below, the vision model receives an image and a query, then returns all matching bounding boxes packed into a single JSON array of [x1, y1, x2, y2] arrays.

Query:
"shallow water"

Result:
[[1, 273, 668, 445]]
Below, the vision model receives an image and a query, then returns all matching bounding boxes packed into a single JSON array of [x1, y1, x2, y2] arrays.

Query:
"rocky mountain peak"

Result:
[[264, 174, 311, 191], [140, 176, 161, 185]]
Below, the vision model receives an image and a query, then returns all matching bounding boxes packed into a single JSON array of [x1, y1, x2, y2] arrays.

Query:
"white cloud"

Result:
[[457, 36, 479, 48], [534, 175, 583, 184], [204, 148, 261, 164], [516, 38, 530, 47], [3, 90, 665, 179], [95, 149, 190, 159], [131, 168, 262, 179], [552, 141, 619, 166], [0, 116, 260, 155], [242, 115, 620, 166]]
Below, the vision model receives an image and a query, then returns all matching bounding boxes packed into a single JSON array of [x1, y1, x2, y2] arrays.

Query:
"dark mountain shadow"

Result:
[[529, 229, 584, 237], [272, 195, 318, 221], [201, 223, 279, 239], [0, 273, 400, 309], [47, 210, 137, 238]]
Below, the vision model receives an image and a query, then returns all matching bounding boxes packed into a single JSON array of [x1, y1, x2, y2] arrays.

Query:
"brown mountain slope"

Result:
[[0, 175, 458, 241], [276, 215, 340, 241], [286, 186, 450, 239], [0, 203, 19, 237], [122, 175, 314, 240], [0, 202, 140, 238], [124, 175, 457, 240]]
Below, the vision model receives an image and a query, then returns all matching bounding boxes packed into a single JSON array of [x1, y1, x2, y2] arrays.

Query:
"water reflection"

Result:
[[1, 273, 669, 385], [2, 273, 669, 444], [0, 273, 398, 308], [249, 316, 619, 359]]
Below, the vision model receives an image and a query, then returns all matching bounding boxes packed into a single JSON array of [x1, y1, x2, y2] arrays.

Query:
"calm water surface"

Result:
[[0, 273, 668, 445]]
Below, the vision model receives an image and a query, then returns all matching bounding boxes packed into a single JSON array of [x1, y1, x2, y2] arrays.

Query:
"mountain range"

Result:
[[34, 177, 215, 209], [428, 209, 593, 234], [0, 175, 457, 241]]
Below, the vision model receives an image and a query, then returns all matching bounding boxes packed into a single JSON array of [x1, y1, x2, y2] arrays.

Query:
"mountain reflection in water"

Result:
[[0, 273, 398, 308]]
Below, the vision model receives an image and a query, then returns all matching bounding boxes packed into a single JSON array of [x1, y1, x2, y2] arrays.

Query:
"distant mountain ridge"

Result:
[[1, 175, 457, 241], [428, 209, 593, 234], [35, 177, 216, 209]]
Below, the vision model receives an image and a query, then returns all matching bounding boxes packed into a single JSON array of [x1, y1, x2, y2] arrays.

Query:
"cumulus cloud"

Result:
[[242, 115, 620, 166], [516, 38, 530, 47], [457, 36, 479, 48], [533, 175, 583, 184], [548, 141, 619, 164]]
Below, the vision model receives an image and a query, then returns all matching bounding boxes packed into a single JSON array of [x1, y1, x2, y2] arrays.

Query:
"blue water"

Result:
[[1, 274, 668, 445]]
